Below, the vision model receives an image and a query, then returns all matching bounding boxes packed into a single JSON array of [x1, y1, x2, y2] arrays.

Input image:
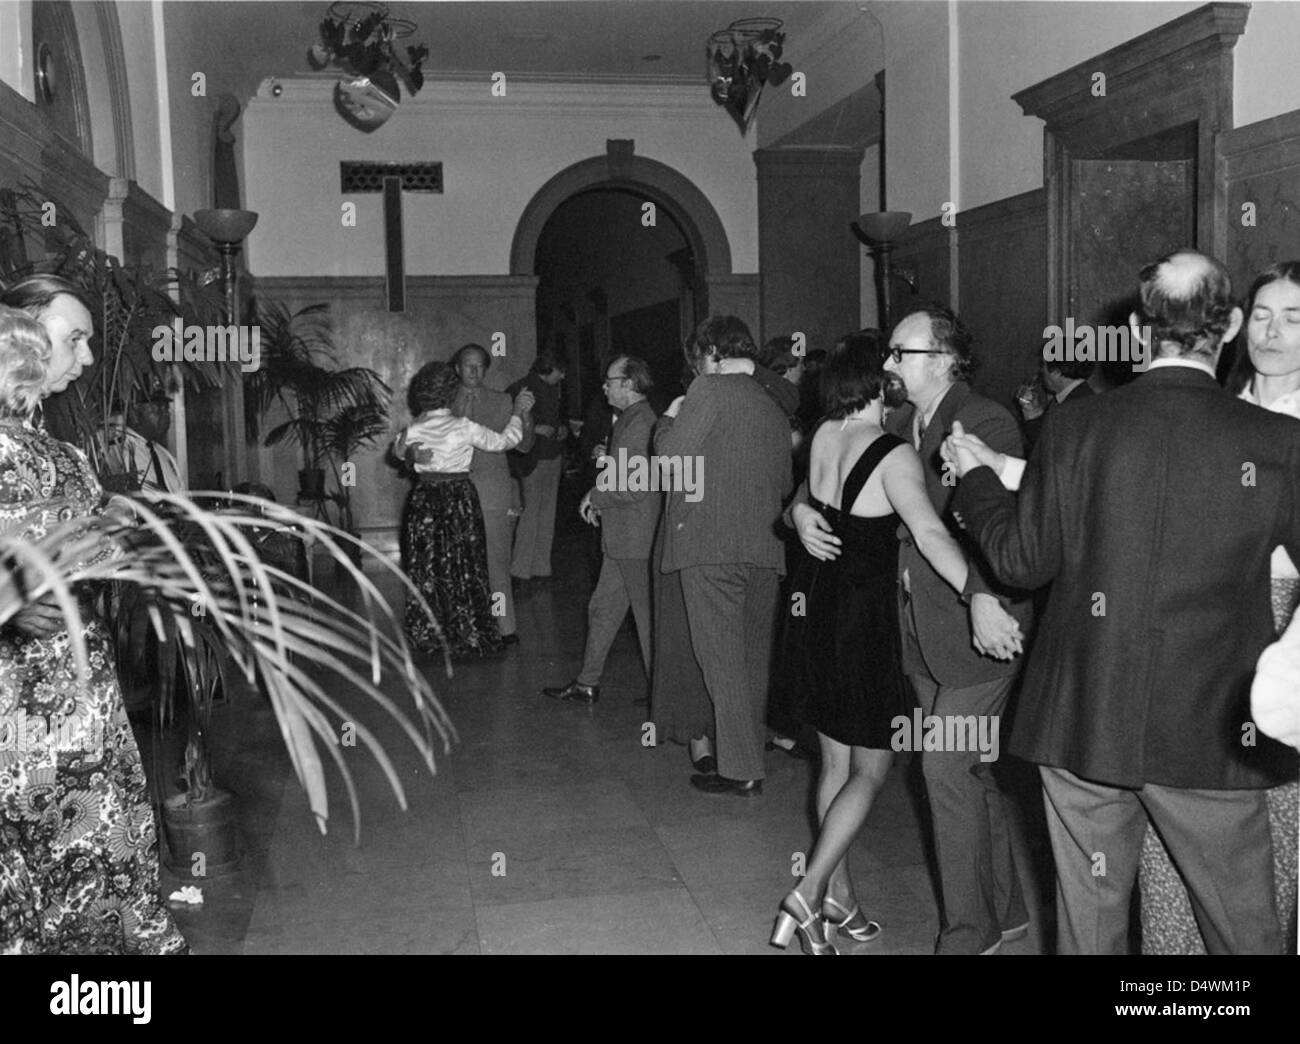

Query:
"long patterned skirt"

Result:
[[1139, 577, 1300, 953], [0, 621, 188, 954], [402, 476, 504, 660]]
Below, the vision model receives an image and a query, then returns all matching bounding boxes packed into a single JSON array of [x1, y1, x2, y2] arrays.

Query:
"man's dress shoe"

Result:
[[690, 773, 762, 797], [541, 681, 600, 704]]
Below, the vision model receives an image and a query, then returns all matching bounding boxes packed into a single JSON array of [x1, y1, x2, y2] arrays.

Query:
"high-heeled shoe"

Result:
[[771, 891, 837, 955], [822, 896, 881, 943]]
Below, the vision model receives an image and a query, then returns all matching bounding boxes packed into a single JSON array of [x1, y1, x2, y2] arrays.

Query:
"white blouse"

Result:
[[396, 409, 523, 473]]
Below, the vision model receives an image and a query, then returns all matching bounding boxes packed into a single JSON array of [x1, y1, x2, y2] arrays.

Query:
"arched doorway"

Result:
[[511, 145, 734, 417]]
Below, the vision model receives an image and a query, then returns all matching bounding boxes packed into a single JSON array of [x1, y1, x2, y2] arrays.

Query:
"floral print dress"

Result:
[[0, 422, 187, 954]]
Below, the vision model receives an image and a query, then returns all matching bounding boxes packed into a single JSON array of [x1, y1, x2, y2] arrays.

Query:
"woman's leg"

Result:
[[797, 740, 894, 909]]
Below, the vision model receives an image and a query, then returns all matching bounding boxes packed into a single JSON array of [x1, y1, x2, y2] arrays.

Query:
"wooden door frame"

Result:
[[1013, 3, 1248, 325]]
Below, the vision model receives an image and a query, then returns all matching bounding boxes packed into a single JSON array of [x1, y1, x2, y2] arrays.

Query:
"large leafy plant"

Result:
[[0, 493, 454, 836], [244, 300, 391, 531], [0, 181, 226, 465]]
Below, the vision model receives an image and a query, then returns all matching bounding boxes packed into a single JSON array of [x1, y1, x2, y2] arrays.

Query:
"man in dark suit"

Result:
[[543, 356, 660, 704], [949, 250, 1300, 953], [1020, 357, 1096, 450], [453, 343, 531, 643], [881, 304, 1034, 953]]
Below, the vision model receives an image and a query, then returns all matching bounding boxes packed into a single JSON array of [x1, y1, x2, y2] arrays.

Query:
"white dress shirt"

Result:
[[396, 409, 522, 472]]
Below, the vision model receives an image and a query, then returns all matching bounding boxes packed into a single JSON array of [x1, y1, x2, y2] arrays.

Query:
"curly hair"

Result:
[[683, 315, 758, 371], [0, 304, 53, 418], [1137, 250, 1237, 361], [407, 361, 460, 414], [897, 303, 978, 384]]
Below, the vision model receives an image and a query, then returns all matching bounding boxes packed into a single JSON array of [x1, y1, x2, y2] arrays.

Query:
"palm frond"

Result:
[[0, 492, 455, 841]]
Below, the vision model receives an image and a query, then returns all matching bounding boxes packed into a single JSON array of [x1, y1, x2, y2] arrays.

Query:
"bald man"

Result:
[[949, 250, 1300, 954]]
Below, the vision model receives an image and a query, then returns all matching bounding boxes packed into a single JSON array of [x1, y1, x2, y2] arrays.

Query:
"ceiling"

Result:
[[170, 0, 846, 103]]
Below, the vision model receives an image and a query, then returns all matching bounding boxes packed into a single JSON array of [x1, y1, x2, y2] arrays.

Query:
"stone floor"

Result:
[[147, 480, 1055, 955]]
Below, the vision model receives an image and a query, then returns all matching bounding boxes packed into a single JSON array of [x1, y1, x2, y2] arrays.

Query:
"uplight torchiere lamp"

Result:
[[192, 208, 258, 326], [851, 211, 916, 333]]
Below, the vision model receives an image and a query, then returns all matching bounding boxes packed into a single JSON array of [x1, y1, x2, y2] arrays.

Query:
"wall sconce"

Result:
[[852, 211, 917, 331]]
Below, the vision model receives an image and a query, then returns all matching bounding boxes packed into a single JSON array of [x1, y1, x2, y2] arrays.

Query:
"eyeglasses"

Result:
[[602, 375, 630, 386], [886, 347, 946, 364]]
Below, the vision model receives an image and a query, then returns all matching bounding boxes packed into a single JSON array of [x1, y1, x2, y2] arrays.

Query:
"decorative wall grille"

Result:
[[340, 162, 443, 193]]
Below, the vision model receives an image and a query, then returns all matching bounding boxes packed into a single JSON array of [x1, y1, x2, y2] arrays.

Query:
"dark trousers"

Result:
[[908, 670, 1027, 953], [577, 556, 652, 686], [679, 563, 779, 781], [1040, 765, 1283, 954]]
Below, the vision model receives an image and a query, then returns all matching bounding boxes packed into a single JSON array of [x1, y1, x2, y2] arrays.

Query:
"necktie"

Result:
[[916, 415, 927, 451]]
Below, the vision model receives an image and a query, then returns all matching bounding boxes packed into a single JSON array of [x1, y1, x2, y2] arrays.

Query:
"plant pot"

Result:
[[162, 788, 241, 878], [298, 467, 326, 500]]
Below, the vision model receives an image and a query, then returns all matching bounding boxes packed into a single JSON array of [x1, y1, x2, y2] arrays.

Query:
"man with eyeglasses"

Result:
[[795, 304, 1032, 953], [542, 356, 660, 704]]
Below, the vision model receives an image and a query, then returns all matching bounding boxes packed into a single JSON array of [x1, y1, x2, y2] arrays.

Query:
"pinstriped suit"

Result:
[[657, 374, 792, 781]]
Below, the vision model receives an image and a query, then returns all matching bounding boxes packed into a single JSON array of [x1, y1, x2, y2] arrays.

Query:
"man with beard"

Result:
[[796, 307, 1032, 952]]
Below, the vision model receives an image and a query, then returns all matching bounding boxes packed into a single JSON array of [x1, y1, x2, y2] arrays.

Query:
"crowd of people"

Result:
[[396, 250, 1300, 956], [4, 246, 1299, 956]]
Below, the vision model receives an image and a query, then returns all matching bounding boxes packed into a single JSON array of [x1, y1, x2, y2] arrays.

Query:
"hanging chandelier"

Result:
[[308, 2, 429, 131], [706, 18, 793, 135]]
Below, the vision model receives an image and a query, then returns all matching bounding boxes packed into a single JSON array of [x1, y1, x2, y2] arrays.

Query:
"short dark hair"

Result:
[[684, 315, 757, 370], [760, 335, 794, 369], [1137, 250, 1236, 360], [530, 351, 565, 377], [451, 343, 491, 371], [0, 274, 94, 318], [1044, 357, 1094, 381], [821, 329, 886, 418], [1226, 260, 1300, 394], [897, 303, 977, 383], [408, 360, 459, 414], [609, 354, 653, 395]]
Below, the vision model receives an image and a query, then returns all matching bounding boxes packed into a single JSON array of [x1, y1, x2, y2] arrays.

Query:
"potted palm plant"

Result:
[[245, 300, 391, 533]]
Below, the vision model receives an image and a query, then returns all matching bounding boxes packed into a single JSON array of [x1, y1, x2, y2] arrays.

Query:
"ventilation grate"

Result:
[[340, 161, 443, 193]]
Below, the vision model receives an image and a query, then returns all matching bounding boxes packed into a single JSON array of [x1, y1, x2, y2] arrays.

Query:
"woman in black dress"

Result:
[[771, 340, 972, 955]]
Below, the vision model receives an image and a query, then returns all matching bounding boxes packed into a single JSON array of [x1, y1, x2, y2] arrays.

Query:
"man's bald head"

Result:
[[1134, 249, 1240, 361]]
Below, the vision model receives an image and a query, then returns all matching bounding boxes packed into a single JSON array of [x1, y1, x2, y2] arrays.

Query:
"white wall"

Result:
[[1234, 0, 1300, 127], [0, 0, 34, 101], [241, 78, 759, 279]]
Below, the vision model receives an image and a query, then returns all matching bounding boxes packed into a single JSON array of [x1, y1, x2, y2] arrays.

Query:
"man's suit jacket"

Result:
[[588, 399, 661, 560], [657, 373, 792, 574], [885, 381, 1033, 686], [954, 365, 1300, 789], [454, 385, 519, 512], [1024, 379, 1095, 449]]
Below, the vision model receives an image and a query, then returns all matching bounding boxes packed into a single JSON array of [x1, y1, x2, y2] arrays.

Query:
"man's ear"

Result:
[[1223, 306, 1244, 345], [1129, 311, 1149, 352]]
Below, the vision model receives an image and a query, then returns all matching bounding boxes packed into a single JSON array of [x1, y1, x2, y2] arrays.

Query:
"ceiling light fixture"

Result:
[[706, 17, 792, 135], [308, 2, 429, 132]]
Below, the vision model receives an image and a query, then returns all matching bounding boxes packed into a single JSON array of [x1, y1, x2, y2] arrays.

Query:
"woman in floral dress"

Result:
[[0, 288, 187, 954]]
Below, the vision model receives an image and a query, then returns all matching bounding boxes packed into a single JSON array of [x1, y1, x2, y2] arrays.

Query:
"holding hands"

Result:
[[969, 592, 1025, 661], [512, 389, 536, 416], [941, 421, 1007, 480]]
